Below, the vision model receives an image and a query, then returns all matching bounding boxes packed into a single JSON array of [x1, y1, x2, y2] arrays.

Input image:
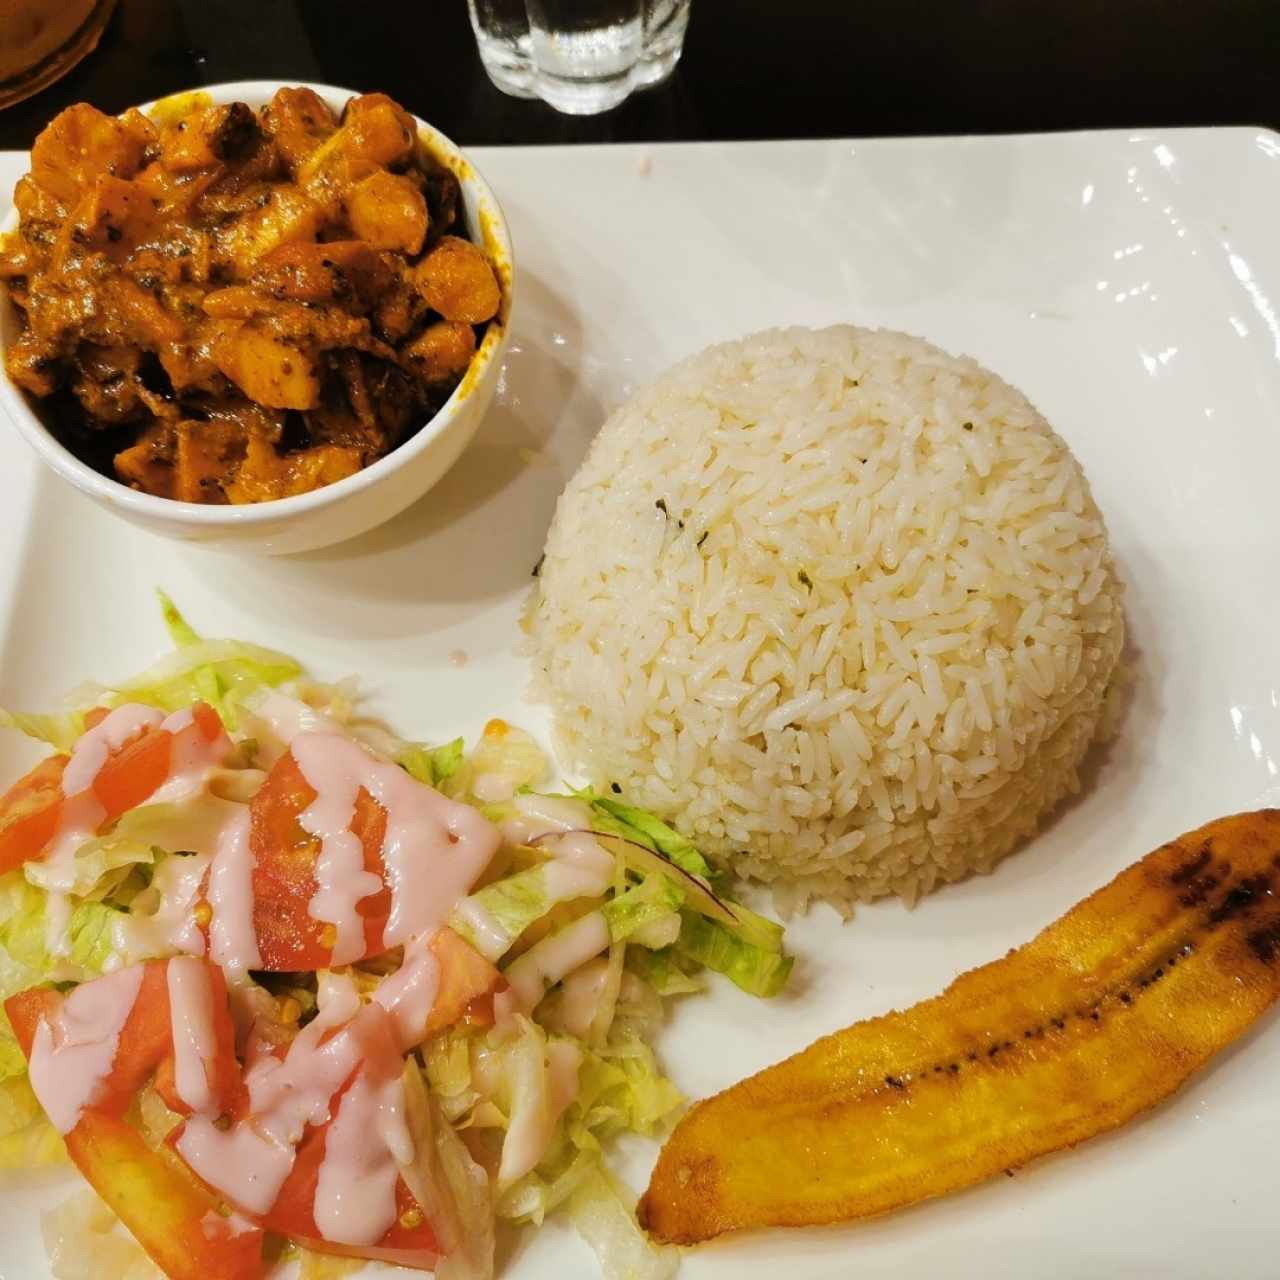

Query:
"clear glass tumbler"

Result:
[[468, 0, 689, 114], [466, 0, 536, 99]]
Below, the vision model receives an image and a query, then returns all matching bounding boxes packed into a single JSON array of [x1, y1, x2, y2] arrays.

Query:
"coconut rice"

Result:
[[526, 326, 1124, 913]]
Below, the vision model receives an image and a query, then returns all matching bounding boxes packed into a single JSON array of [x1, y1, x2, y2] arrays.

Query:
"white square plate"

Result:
[[1, 126, 1279, 1278]]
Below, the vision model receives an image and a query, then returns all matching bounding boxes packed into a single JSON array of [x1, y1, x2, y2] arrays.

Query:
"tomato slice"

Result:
[[0, 702, 229, 875], [258, 1076, 441, 1272], [6, 960, 261, 1280], [94, 701, 229, 820], [248, 750, 391, 970], [424, 928, 502, 1038], [6, 959, 242, 1122], [0, 755, 68, 875], [68, 1112, 264, 1280]]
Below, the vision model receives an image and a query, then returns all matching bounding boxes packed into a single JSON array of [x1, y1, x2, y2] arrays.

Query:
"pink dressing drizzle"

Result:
[[497, 910, 611, 1020], [41, 704, 232, 960], [206, 807, 261, 975], [540, 831, 614, 900], [116, 850, 212, 961], [306, 821, 382, 967], [178, 973, 362, 1214], [148, 707, 233, 803], [44, 705, 165, 889], [313, 1066, 411, 1245], [167, 956, 217, 1114], [289, 733, 500, 953], [552, 957, 611, 1040], [61, 705, 163, 797], [497, 1034, 583, 1186], [30, 714, 505, 1251], [177, 975, 409, 1236], [372, 932, 441, 1048], [28, 966, 145, 1134]]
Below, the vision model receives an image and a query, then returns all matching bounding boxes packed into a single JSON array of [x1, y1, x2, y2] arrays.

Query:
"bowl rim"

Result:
[[0, 78, 514, 528]]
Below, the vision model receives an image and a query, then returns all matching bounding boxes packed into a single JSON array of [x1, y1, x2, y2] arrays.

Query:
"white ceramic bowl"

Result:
[[0, 80, 514, 554]]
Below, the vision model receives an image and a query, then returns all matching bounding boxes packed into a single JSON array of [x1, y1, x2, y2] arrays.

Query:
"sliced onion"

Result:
[[529, 828, 739, 928]]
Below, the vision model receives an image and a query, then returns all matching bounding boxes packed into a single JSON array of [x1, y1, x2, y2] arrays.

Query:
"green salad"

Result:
[[0, 596, 790, 1280]]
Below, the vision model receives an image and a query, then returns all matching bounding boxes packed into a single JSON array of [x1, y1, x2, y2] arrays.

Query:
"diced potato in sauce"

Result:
[[413, 236, 501, 324], [212, 322, 320, 410], [159, 102, 258, 173], [64, 175, 155, 252], [0, 88, 500, 503], [345, 171, 428, 254], [214, 185, 323, 273], [402, 320, 476, 385], [297, 102, 415, 211], [31, 103, 149, 203], [260, 87, 337, 174]]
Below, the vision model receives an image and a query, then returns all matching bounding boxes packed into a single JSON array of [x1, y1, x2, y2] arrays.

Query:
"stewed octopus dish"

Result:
[[0, 88, 503, 503]]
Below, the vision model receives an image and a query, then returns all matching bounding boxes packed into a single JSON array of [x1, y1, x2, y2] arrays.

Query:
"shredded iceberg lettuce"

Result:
[[42, 1189, 161, 1280], [569, 1166, 678, 1280], [107, 637, 302, 729], [0, 591, 797, 1280], [396, 736, 466, 787], [0, 874, 119, 1097], [451, 865, 560, 960], [570, 1041, 681, 1143], [601, 876, 683, 944], [0, 1074, 64, 1169], [0, 875, 117, 986], [586, 794, 718, 882], [0, 708, 86, 753], [675, 910, 793, 998], [625, 946, 705, 997], [557, 790, 795, 996], [87, 591, 302, 731]]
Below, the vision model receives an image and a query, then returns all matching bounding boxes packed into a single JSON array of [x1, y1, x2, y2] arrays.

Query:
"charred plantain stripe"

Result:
[[639, 810, 1280, 1245]]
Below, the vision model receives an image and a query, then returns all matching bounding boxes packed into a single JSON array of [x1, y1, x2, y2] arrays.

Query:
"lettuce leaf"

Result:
[[423, 1029, 479, 1125], [399, 1062, 494, 1280], [584, 794, 789, 963], [22, 793, 248, 907], [108, 636, 302, 729], [450, 868, 554, 961], [0, 875, 117, 986], [41, 1188, 159, 1280], [569, 1041, 681, 1145], [494, 1034, 681, 1230], [0, 1074, 64, 1169], [600, 876, 683, 944], [585, 794, 717, 881], [84, 593, 302, 732], [568, 1165, 677, 1280], [396, 737, 466, 787], [0, 709, 86, 753], [22, 834, 153, 903], [496, 1146, 597, 1226], [625, 946, 705, 997], [675, 910, 793, 998], [495, 1018, 569, 1187], [451, 853, 618, 963], [0, 874, 118, 1105]]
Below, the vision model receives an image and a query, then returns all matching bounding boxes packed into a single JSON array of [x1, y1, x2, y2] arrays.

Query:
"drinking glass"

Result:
[[468, 0, 689, 115], [466, 0, 536, 99]]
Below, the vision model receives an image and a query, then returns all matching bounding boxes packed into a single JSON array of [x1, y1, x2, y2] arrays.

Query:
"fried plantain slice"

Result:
[[639, 809, 1280, 1244]]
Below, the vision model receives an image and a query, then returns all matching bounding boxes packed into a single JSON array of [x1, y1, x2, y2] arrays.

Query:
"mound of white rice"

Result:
[[526, 326, 1124, 913]]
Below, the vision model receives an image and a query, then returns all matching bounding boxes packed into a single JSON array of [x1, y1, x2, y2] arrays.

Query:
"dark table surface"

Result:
[[0, 0, 1277, 150]]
